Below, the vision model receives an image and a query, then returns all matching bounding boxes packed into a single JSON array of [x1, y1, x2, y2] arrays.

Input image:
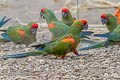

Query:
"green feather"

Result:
[[3, 21, 83, 59], [0, 22, 37, 45], [61, 9, 75, 26], [106, 14, 118, 32]]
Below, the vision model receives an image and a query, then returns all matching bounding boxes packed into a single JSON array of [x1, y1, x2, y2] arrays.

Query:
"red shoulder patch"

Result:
[[16, 29, 25, 39], [61, 36, 76, 48], [48, 21, 56, 28]]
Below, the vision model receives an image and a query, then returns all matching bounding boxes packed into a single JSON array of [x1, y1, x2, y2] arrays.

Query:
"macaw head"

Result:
[[40, 8, 47, 19], [30, 23, 38, 34], [101, 13, 115, 25], [40, 8, 56, 20], [61, 8, 70, 19], [74, 20, 88, 30], [79, 20, 88, 30], [70, 20, 84, 35], [101, 14, 108, 25]]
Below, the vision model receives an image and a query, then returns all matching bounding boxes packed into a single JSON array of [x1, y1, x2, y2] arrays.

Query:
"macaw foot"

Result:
[[73, 49, 88, 56], [61, 53, 67, 59], [76, 53, 88, 56], [104, 39, 109, 47]]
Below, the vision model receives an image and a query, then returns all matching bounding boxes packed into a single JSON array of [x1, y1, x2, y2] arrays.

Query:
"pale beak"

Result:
[[101, 18, 108, 25], [31, 28, 37, 34], [62, 12, 67, 18], [40, 12, 45, 19], [83, 24, 88, 30]]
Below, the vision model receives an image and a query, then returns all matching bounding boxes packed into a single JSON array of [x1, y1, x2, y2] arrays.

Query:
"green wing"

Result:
[[6, 26, 25, 43], [108, 24, 120, 41], [45, 35, 73, 57], [49, 21, 69, 39]]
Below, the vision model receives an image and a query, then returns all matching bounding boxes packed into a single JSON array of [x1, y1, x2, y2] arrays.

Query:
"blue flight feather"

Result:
[[94, 32, 110, 38], [1, 33, 11, 41], [0, 16, 11, 28]]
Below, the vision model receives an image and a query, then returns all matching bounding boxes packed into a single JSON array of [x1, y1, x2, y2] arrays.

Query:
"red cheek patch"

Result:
[[16, 29, 25, 39], [75, 24, 79, 27]]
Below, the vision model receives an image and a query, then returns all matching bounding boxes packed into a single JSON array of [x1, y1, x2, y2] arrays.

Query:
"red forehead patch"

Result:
[[41, 8, 47, 12], [79, 20, 87, 25], [32, 23, 38, 28], [62, 8, 69, 13], [101, 14, 107, 19]]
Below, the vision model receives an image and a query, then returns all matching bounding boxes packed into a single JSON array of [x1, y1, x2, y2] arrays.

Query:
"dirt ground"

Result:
[[0, 0, 120, 80]]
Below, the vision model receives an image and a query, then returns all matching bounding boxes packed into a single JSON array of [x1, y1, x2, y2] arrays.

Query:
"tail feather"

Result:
[[80, 38, 97, 44], [94, 33, 110, 38], [31, 41, 52, 50], [0, 38, 9, 43], [0, 16, 11, 28], [1, 33, 11, 41], [81, 31, 94, 36], [31, 44, 45, 50], [79, 40, 120, 50], [3, 51, 48, 60], [79, 42, 105, 50]]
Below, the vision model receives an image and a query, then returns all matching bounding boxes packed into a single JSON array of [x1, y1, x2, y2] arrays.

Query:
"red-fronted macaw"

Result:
[[3, 20, 88, 60], [0, 22, 38, 45]]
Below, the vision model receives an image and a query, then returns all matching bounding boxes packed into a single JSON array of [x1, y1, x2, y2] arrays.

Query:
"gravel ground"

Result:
[[0, 0, 120, 80]]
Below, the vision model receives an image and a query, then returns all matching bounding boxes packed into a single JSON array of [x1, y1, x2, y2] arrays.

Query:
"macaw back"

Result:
[[5, 25, 36, 45], [48, 21, 69, 39]]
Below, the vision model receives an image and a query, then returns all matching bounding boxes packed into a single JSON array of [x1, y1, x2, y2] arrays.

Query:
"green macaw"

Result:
[[94, 13, 118, 37], [0, 16, 11, 28], [61, 8, 76, 26], [0, 22, 38, 45], [40, 8, 95, 44], [40, 8, 69, 40], [3, 20, 88, 60], [79, 24, 120, 50], [61, 8, 94, 38]]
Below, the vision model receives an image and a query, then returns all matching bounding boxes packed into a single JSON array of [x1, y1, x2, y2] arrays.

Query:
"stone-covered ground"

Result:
[[0, 0, 120, 79]]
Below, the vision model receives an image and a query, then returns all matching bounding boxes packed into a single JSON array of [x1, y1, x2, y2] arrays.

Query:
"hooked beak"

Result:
[[62, 12, 67, 18], [101, 18, 108, 25], [31, 28, 37, 34], [83, 24, 88, 30], [40, 12, 45, 19]]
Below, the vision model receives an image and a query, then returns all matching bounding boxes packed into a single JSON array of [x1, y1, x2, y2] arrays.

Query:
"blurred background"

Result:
[[0, 0, 119, 26]]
